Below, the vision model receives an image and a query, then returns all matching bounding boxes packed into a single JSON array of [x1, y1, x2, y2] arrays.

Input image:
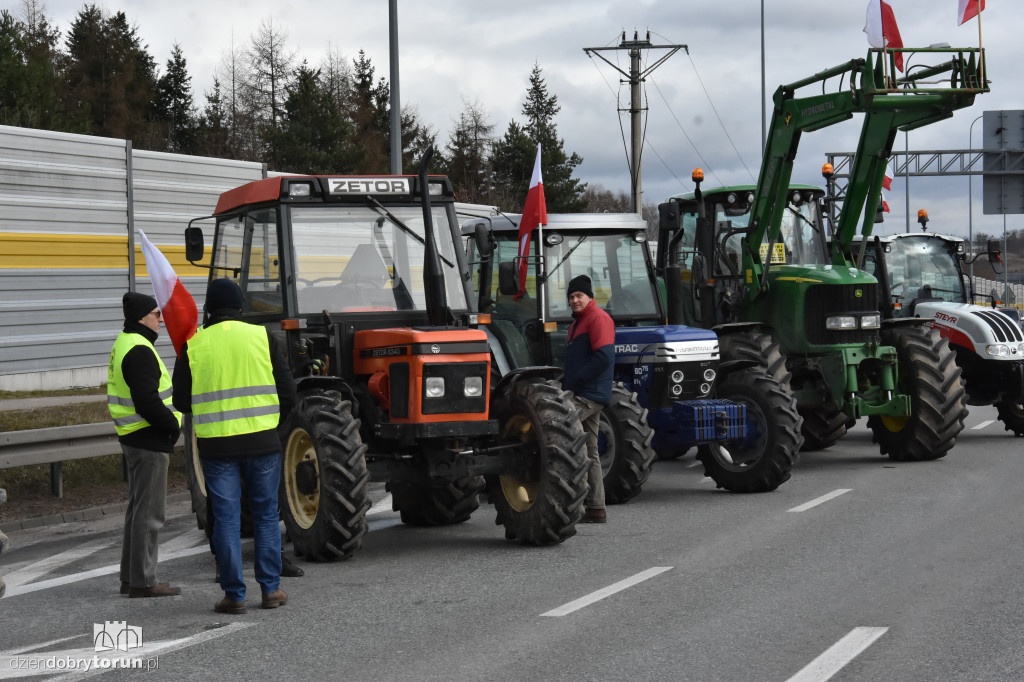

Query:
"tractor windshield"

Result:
[[877, 236, 966, 316], [289, 205, 468, 314], [707, 193, 828, 267], [544, 231, 660, 321]]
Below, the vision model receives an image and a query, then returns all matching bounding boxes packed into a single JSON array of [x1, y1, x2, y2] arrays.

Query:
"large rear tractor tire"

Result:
[[280, 392, 370, 561], [696, 368, 801, 492], [488, 378, 589, 545], [388, 476, 485, 526], [599, 382, 655, 504], [868, 325, 967, 461], [995, 399, 1024, 437], [799, 408, 848, 452]]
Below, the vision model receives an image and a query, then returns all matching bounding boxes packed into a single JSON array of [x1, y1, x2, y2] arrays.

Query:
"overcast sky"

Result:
[[33, 0, 1024, 241]]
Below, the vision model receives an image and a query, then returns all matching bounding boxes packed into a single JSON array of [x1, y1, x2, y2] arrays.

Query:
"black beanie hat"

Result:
[[123, 291, 158, 322], [206, 278, 244, 312], [567, 275, 594, 300]]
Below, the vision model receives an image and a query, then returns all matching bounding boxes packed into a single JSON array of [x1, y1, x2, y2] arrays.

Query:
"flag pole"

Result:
[[977, 4, 985, 86]]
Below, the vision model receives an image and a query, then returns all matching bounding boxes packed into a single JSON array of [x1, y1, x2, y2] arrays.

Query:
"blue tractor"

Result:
[[462, 211, 801, 500]]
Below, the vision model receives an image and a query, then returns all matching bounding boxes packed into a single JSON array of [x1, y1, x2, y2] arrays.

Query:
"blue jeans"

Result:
[[202, 452, 282, 601]]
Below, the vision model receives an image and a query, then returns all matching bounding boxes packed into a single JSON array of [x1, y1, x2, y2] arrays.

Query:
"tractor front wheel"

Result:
[[389, 476, 485, 526], [599, 383, 655, 504], [697, 368, 801, 493], [280, 392, 370, 561], [995, 399, 1024, 437], [487, 379, 589, 545], [867, 325, 967, 461]]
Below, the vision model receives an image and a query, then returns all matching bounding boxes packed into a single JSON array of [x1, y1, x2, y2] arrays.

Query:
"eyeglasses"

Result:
[[149, 310, 162, 318]]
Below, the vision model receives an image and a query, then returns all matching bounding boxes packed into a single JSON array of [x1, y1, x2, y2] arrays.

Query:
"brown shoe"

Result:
[[581, 508, 607, 523], [128, 582, 181, 598], [214, 597, 247, 615], [120, 581, 129, 595], [261, 588, 288, 609]]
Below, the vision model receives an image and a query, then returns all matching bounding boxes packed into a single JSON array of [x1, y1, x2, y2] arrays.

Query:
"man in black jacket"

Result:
[[108, 292, 182, 598]]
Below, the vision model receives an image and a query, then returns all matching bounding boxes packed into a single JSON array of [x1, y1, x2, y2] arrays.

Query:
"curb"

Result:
[[0, 492, 191, 534]]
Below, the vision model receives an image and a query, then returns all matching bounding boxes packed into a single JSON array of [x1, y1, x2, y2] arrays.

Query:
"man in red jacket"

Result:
[[563, 275, 615, 523]]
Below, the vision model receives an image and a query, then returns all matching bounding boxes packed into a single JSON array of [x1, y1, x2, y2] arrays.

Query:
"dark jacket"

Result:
[[564, 299, 615, 405], [172, 312, 297, 459], [116, 322, 181, 453]]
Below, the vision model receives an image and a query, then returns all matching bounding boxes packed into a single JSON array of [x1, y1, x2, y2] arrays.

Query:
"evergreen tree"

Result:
[[154, 43, 198, 153], [197, 77, 230, 158], [442, 99, 495, 204], [346, 49, 390, 173], [266, 62, 357, 174], [0, 2, 67, 130], [63, 5, 158, 143], [490, 63, 586, 212]]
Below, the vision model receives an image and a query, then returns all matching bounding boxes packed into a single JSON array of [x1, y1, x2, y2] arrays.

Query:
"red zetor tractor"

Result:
[[182, 151, 590, 559]]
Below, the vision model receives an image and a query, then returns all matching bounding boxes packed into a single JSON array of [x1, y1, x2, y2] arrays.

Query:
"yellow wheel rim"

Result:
[[498, 414, 540, 513], [880, 414, 909, 432], [284, 427, 320, 529]]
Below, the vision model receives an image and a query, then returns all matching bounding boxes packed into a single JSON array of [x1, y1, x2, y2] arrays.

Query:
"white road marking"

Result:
[[788, 489, 851, 513], [686, 460, 702, 468], [366, 493, 394, 515], [972, 419, 995, 430], [158, 528, 208, 554], [540, 566, 673, 617], [2, 502, 401, 599], [0, 622, 254, 681], [2, 538, 115, 589], [2, 636, 84, 656], [785, 627, 888, 682]]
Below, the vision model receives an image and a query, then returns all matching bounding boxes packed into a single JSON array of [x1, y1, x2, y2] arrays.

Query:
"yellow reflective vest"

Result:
[[187, 321, 280, 438], [107, 332, 181, 436]]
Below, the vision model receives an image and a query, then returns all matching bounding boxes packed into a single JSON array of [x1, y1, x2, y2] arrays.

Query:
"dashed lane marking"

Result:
[[785, 626, 888, 682], [157, 528, 208, 554], [788, 489, 852, 513], [972, 419, 995, 430], [540, 567, 673, 617]]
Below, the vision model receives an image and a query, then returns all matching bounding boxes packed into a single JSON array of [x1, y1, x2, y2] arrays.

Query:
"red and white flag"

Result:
[[514, 144, 547, 300], [882, 172, 893, 191], [882, 199, 892, 213], [958, 0, 985, 25], [865, 0, 905, 72], [138, 229, 198, 355]]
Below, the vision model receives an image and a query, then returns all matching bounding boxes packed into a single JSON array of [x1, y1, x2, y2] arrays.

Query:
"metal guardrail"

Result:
[[0, 422, 121, 497]]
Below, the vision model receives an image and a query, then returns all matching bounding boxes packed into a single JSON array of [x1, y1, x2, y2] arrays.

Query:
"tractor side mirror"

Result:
[[988, 239, 1005, 275], [471, 221, 493, 259], [185, 226, 204, 263], [498, 260, 518, 296]]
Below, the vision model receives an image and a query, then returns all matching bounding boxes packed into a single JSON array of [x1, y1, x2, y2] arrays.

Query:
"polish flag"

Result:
[[865, 0, 905, 72], [882, 172, 893, 191], [514, 144, 547, 300], [882, 199, 892, 213], [138, 229, 198, 355], [958, 0, 985, 25]]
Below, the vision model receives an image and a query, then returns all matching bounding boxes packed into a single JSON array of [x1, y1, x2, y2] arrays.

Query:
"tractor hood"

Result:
[[916, 301, 1024, 360], [613, 325, 719, 365]]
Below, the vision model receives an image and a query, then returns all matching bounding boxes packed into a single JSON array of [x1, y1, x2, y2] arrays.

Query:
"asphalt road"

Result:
[[0, 406, 1021, 681]]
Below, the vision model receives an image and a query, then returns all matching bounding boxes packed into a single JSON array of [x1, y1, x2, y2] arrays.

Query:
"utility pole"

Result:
[[585, 32, 686, 216], [388, 0, 402, 175]]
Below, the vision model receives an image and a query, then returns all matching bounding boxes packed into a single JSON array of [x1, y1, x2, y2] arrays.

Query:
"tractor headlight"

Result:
[[463, 376, 483, 397], [425, 377, 445, 398], [703, 369, 716, 381], [826, 315, 857, 330], [670, 384, 683, 397], [860, 314, 881, 329], [670, 370, 684, 383], [1018, 343, 1024, 355], [986, 344, 1009, 357], [700, 383, 712, 394]]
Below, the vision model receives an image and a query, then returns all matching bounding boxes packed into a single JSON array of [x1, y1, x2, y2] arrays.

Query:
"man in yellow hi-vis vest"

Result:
[[173, 279, 296, 615], [108, 292, 183, 598]]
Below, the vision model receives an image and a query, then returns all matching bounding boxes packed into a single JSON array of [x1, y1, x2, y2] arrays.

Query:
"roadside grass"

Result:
[[0, 387, 105, 399], [0, 403, 110, 431]]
